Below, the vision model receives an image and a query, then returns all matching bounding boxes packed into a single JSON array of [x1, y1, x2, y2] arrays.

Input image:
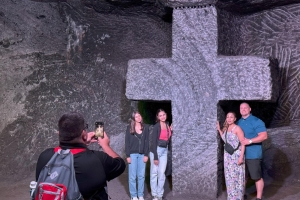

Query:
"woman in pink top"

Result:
[[149, 109, 172, 200]]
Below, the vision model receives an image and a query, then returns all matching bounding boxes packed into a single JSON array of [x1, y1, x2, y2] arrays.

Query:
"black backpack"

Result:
[[33, 147, 85, 200]]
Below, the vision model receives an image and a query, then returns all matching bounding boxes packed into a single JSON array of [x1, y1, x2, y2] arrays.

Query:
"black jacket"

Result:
[[36, 143, 126, 200], [125, 124, 149, 158]]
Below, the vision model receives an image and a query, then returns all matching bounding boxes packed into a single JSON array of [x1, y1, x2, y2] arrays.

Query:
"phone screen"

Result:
[[95, 122, 104, 139]]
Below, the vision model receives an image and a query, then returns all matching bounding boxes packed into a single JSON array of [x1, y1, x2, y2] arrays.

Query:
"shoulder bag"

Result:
[[224, 129, 240, 155]]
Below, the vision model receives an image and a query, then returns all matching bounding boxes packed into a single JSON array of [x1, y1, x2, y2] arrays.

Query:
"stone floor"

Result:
[[1, 170, 300, 200]]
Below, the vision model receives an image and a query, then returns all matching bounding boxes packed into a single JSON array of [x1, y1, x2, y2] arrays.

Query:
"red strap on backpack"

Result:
[[54, 146, 86, 154]]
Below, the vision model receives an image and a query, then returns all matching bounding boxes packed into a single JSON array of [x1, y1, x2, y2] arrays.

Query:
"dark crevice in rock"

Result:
[[83, 0, 173, 23], [217, 0, 300, 15]]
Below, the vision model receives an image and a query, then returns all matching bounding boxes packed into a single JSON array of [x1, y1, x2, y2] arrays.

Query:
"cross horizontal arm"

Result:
[[216, 55, 278, 101]]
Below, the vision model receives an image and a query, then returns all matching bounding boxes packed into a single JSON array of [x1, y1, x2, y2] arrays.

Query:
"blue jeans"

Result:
[[150, 146, 168, 198], [128, 154, 146, 198]]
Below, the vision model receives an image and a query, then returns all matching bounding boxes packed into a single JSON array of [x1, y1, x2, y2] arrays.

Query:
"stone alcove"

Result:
[[137, 100, 173, 193]]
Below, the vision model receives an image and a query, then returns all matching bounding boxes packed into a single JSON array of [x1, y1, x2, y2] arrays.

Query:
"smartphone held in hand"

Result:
[[94, 122, 104, 140]]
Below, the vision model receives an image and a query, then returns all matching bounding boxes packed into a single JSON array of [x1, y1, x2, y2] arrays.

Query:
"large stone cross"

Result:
[[126, 4, 277, 198]]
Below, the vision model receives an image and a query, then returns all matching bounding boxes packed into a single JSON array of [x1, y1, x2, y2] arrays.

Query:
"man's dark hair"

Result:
[[58, 112, 85, 142]]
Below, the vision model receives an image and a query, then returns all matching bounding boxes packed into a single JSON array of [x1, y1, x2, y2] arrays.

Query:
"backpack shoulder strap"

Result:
[[54, 146, 86, 154]]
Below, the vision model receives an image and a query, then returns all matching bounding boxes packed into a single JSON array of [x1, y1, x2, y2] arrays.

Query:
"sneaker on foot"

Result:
[[138, 197, 144, 200], [152, 197, 158, 200], [131, 197, 138, 200]]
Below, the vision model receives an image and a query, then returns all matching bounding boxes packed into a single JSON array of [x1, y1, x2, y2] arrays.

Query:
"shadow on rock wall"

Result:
[[263, 138, 291, 198]]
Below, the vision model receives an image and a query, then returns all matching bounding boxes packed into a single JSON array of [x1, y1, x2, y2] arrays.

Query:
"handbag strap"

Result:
[[225, 129, 228, 143], [225, 128, 240, 150]]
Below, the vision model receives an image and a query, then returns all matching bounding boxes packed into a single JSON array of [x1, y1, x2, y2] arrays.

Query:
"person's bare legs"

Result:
[[255, 178, 264, 199]]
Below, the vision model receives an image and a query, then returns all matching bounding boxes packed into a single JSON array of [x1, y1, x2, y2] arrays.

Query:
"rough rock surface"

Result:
[[0, 0, 300, 198], [218, 5, 300, 186], [264, 122, 300, 186], [0, 0, 171, 180], [219, 4, 300, 125]]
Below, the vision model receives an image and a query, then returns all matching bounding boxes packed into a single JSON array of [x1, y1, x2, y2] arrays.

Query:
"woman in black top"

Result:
[[125, 111, 149, 200]]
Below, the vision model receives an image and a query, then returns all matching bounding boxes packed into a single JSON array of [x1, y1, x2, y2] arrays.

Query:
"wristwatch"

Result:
[[249, 139, 253, 144]]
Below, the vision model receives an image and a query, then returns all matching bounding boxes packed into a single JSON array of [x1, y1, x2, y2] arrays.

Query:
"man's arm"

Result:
[[96, 131, 126, 181], [252, 131, 268, 143], [241, 117, 268, 145], [99, 153, 126, 181], [98, 132, 120, 158], [241, 131, 268, 145]]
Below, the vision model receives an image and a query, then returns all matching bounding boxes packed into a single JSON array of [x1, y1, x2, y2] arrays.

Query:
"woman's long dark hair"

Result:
[[156, 108, 167, 123], [129, 111, 144, 134]]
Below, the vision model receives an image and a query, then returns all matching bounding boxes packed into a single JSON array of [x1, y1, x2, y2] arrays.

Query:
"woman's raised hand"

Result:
[[216, 121, 221, 131]]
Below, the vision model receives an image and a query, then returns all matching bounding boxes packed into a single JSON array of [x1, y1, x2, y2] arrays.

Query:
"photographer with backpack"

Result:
[[35, 112, 126, 200]]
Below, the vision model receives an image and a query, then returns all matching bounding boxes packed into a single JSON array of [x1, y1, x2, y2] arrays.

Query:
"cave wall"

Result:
[[218, 4, 300, 185], [219, 4, 300, 125], [1, 0, 300, 195], [0, 0, 171, 180]]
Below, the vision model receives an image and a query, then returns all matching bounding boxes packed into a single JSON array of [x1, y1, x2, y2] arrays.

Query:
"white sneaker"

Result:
[[152, 197, 158, 200], [138, 197, 144, 200], [131, 197, 138, 200]]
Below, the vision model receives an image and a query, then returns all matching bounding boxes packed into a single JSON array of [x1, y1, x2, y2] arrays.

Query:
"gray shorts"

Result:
[[245, 159, 262, 181]]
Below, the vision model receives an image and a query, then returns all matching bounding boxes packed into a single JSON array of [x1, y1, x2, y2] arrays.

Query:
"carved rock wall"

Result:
[[0, 0, 171, 179], [1, 0, 300, 195], [219, 4, 300, 125], [218, 4, 300, 185]]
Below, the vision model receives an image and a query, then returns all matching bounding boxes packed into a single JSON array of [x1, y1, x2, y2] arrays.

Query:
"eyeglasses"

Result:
[[83, 124, 88, 131]]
